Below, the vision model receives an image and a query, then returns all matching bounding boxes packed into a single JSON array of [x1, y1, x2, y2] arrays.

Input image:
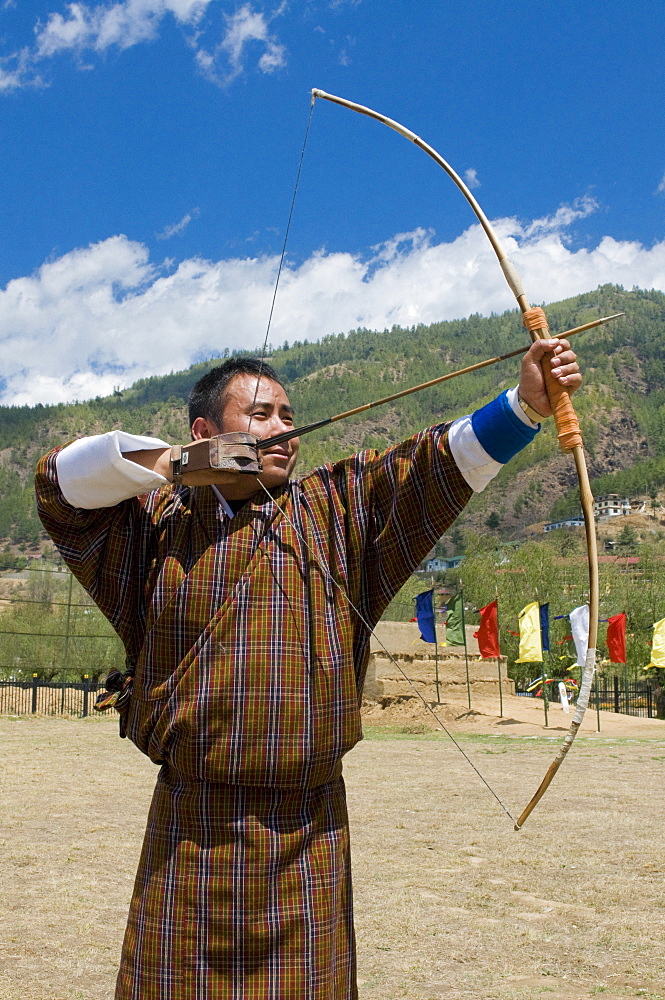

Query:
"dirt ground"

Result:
[[1, 699, 664, 1000]]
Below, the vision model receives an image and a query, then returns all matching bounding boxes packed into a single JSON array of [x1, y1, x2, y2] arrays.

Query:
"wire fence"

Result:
[[515, 675, 660, 719], [0, 677, 106, 717], [0, 563, 123, 690], [593, 676, 658, 719]]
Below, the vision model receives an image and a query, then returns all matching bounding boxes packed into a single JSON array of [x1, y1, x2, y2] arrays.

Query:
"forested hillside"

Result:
[[1, 283, 664, 553]]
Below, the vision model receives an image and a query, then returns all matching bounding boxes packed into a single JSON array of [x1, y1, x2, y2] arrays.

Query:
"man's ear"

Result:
[[191, 417, 221, 441]]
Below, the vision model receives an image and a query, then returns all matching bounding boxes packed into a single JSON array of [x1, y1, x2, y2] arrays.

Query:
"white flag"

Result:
[[558, 680, 570, 714], [569, 604, 589, 667]]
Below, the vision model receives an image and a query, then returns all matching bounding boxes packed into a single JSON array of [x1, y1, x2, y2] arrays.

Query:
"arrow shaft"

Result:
[[257, 314, 622, 451]]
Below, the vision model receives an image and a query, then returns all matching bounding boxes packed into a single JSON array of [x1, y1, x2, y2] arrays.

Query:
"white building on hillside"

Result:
[[594, 495, 631, 520], [424, 555, 464, 572], [544, 517, 585, 532]]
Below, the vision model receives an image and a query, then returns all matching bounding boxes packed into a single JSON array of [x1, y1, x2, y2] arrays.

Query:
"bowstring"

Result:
[[249, 94, 516, 825], [248, 94, 317, 427], [257, 480, 518, 826]]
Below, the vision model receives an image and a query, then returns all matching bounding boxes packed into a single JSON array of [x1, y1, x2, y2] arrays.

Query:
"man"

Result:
[[36, 334, 581, 1000]]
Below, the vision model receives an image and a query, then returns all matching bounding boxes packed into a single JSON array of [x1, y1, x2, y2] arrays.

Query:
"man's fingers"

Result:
[[535, 336, 580, 386], [555, 370, 583, 388], [549, 348, 580, 382]]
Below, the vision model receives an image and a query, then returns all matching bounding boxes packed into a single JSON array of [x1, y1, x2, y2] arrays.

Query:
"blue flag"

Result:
[[540, 602, 550, 652], [415, 589, 436, 643]]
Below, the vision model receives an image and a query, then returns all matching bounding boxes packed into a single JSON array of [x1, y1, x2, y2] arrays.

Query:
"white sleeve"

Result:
[[448, 386, 538, 493], [447, 417, 501, 493], [56, 431, 171, 510]]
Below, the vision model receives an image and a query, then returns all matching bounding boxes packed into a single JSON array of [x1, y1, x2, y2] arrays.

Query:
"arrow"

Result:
[[257, 313, 623, 451]]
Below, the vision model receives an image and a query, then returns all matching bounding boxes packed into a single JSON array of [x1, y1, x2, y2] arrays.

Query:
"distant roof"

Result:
[[598, 556, 640, 565]]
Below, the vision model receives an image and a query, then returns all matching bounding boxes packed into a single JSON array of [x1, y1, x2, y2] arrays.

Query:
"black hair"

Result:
[[188, 357, 284, 430]]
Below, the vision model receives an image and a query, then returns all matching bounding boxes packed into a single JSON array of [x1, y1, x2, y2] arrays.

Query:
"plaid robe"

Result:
[[36, 425, 472, 1000]]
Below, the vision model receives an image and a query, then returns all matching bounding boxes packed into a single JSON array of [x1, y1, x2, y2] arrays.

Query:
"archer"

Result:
[[36, 338, 580, 1000]]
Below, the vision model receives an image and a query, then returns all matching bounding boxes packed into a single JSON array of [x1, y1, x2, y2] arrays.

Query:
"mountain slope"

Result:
[[1, 284, 664, 550]]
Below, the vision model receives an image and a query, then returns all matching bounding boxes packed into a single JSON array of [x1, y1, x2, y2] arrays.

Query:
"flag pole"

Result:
[[548, 646, 556, 714], [539, 595, 548, 727], [495, 587, 503, 718], [432, 581, 441, 704], [460, 589, 472, 710]]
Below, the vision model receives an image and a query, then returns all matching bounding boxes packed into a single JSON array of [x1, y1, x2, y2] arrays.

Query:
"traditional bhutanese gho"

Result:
[[35, 388, 538, 1000]]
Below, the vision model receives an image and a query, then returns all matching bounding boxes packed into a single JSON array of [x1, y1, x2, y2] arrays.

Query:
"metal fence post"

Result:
[[63, 571, 74, 672], [82, 675, 89, 718], [613, 675, 619, 714], [31, 673, 38, 714]]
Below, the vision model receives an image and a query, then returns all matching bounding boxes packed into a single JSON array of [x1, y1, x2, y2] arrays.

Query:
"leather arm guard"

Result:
[[170, 433, 262, 484]]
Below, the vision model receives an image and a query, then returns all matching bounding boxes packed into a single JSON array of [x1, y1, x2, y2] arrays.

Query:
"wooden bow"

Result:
[[310, 88, 600, 830]]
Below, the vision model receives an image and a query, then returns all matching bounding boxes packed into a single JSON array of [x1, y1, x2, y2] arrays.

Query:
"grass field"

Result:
[[1, 714, 664, 1000]]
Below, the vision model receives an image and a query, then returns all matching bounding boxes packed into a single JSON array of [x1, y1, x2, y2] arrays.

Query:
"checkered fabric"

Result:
[[36, 424, 472, 1000], [116, 771, 354, 1000]]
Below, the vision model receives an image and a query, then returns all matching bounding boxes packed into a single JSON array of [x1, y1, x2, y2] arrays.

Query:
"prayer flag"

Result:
[[445, 592, 465, 646], [606, 612, 627, 664], [516, 601, 543, 662], [540, 603, 550, 652], [474, 600, 500, 658], [645, 618, 665, 669], [415, 589, 436, 643], [569, 605, 589, 667]]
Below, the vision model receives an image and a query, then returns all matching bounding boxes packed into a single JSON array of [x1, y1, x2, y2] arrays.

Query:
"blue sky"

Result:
[[1, 0, 664, 404]]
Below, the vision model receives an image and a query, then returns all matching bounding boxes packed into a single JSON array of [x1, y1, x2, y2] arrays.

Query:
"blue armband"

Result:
[[471, 390, 539, 465]]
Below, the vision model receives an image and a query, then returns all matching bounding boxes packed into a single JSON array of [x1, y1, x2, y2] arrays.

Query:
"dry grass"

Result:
[[1, 714, 664, 1000]]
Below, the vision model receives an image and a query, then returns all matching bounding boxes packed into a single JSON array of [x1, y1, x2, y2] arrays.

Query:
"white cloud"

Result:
[[0, 47, 39, 91], [463, 168, 480, 190], [2, 202, 665, 405], [522, 195, 598, 238], [1, 1, 286, 89], [34, 0, 210, 57], [196, 2, 286, 84], [156, 208, 199, 240], [656, 171, 665, 196]]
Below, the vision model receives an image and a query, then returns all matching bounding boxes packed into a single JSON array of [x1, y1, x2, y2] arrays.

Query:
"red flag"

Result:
[[606, 612, 627, 664], [474, 600, 500, 658]]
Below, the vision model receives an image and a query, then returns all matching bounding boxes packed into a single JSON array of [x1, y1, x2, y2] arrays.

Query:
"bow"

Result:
[[309, 89, 600, 830]]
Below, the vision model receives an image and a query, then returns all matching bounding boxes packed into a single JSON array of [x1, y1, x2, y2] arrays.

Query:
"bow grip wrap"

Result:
[[522, 307, 583, 452], [171, 433, 262, 484]]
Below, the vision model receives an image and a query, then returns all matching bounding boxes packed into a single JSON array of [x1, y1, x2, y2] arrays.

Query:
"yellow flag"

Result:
[[645, 618, 665, 669], [516, 601, 543, 663]]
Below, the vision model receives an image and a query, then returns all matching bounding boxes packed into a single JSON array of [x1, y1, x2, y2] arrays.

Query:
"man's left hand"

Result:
[[518, 339, 582, 418]]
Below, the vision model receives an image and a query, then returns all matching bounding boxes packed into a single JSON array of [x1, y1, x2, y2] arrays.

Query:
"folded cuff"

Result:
[[57, 431, 170, 509], [471, 389, 540, 464]]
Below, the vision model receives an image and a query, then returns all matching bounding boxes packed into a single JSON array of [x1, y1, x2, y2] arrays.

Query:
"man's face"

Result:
[[217, 374, 300, 490]]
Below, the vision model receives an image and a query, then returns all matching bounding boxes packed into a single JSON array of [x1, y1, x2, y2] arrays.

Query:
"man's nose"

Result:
[[271, 413, 292, 435]]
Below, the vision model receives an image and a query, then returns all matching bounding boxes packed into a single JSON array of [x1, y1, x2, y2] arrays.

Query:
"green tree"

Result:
[[616, 524, 639, 552], [0, 566, 123, 682]]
